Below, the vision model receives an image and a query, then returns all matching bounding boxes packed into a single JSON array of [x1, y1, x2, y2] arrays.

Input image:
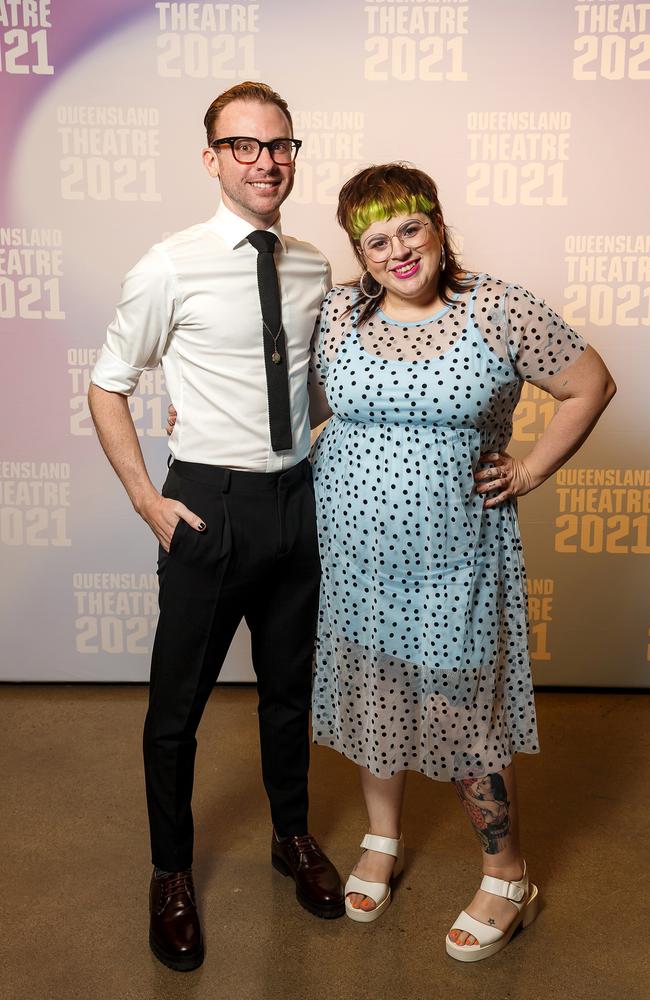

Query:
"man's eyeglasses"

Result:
[[361, 220, 432, 263], [210, 136, 302, 165]]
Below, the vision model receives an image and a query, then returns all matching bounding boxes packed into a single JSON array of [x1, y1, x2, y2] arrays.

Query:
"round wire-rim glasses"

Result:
[[210, 136, 302, 164], [361, 219, 432, 263]]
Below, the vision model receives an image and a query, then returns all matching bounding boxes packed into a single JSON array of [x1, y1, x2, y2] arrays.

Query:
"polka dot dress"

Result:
[[309, 274, 587, 781]]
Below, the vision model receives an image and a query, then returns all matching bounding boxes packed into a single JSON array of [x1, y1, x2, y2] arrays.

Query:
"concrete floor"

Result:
[[3, 685, 650, 1000]]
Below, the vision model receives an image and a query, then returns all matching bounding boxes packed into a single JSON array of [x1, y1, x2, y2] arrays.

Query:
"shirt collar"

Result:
[[208, 200, 287, 252]]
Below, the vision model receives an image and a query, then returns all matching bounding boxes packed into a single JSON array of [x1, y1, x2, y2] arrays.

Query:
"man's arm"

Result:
[[88, 383, 205, 551]]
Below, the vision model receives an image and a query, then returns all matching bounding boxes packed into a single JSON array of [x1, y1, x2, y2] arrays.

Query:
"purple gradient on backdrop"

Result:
[[0, 0, 152, 210], [0, 0, 647, 685]]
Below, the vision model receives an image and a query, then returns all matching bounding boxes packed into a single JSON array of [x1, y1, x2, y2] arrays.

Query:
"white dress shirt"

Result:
[[91, 202, 331, 471]]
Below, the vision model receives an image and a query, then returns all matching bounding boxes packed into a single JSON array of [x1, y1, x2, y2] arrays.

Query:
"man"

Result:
[[88, 81, 343, 973]]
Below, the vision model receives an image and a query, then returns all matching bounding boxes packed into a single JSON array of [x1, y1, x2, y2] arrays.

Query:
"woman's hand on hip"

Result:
[[474, 452, 535, 508]]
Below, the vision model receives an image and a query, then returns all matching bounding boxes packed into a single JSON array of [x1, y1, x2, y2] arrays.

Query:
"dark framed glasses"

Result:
[[361, 219, 432, 263], [210, 136, 302, 164]]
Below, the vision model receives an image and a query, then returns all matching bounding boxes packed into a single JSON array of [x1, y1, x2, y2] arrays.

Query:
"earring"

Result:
[[360, 270, 383, 299], [440, 244, 447, 271]]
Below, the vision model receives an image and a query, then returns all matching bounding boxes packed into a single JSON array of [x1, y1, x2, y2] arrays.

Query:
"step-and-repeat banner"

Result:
[[1, 0, 648, 683]]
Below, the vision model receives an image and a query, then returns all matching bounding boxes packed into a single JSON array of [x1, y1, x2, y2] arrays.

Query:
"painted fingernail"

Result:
[[198, 521, 206, 531]]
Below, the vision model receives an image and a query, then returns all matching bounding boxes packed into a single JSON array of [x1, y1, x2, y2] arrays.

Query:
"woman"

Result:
[[306, 163, 615, 960]]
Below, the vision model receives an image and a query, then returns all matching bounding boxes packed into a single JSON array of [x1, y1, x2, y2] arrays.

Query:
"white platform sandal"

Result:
[[345, 834, 404, 924], [445, 862, 539, 962]]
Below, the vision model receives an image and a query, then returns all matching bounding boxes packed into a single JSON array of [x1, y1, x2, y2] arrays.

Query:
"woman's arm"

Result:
[[166, 376, 334, 432], [475, 345, 616, 506], [307, 307, 333, 428], [308, 374, 332, 428]]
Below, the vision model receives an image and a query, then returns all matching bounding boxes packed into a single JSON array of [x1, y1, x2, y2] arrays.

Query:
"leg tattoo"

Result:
[[454, 772, 511, 855]]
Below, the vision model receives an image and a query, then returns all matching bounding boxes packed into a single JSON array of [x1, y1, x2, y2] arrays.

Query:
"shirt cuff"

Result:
[[90, 344, 147, 396]]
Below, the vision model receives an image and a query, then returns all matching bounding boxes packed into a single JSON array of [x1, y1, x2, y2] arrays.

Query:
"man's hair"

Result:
[[204, 82, 293, 144]]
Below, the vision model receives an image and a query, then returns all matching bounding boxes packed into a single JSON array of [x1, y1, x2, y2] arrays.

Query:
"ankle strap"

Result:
[[480, 862, 528, 904], [360, 833, 402, 858]]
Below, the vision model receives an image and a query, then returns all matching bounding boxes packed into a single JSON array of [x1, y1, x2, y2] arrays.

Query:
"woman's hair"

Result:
[[337, 163, 473, 324], [474, 775, 509, 810], [204, 81, 292, 145]]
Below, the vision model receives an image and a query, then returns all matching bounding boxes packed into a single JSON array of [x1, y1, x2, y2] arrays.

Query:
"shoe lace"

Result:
[[292, 835, 322, 866], [161, 870, 195, 901]]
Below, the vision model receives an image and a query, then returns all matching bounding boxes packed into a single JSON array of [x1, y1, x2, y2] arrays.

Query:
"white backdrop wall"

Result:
[[0, 0, 648, 684]]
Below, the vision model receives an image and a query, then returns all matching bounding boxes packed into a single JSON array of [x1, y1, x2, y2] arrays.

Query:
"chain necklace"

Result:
[[263, 319, 283, 364]]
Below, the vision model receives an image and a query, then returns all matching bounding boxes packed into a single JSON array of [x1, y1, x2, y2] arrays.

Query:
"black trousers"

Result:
[[143, 458, 320, 872]]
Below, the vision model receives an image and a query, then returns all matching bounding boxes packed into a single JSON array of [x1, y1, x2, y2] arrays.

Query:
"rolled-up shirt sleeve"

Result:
[[91, 246, 178, 396], [320, 260, 332, 302]]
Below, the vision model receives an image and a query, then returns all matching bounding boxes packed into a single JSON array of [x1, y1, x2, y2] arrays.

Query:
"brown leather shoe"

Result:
[[149, 869, 204, 971], [271, 832, 344, 919]]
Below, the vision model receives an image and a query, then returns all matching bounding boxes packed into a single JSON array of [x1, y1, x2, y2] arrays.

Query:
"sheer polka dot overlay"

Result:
[[310, 275, 586, 780]]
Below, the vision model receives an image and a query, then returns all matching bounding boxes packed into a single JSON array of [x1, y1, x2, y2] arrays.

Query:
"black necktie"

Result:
[[247, 230, 292, 452]]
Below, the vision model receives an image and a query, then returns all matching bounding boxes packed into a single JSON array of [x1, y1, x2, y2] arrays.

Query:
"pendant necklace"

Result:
[[263, 320, 283, 364]]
